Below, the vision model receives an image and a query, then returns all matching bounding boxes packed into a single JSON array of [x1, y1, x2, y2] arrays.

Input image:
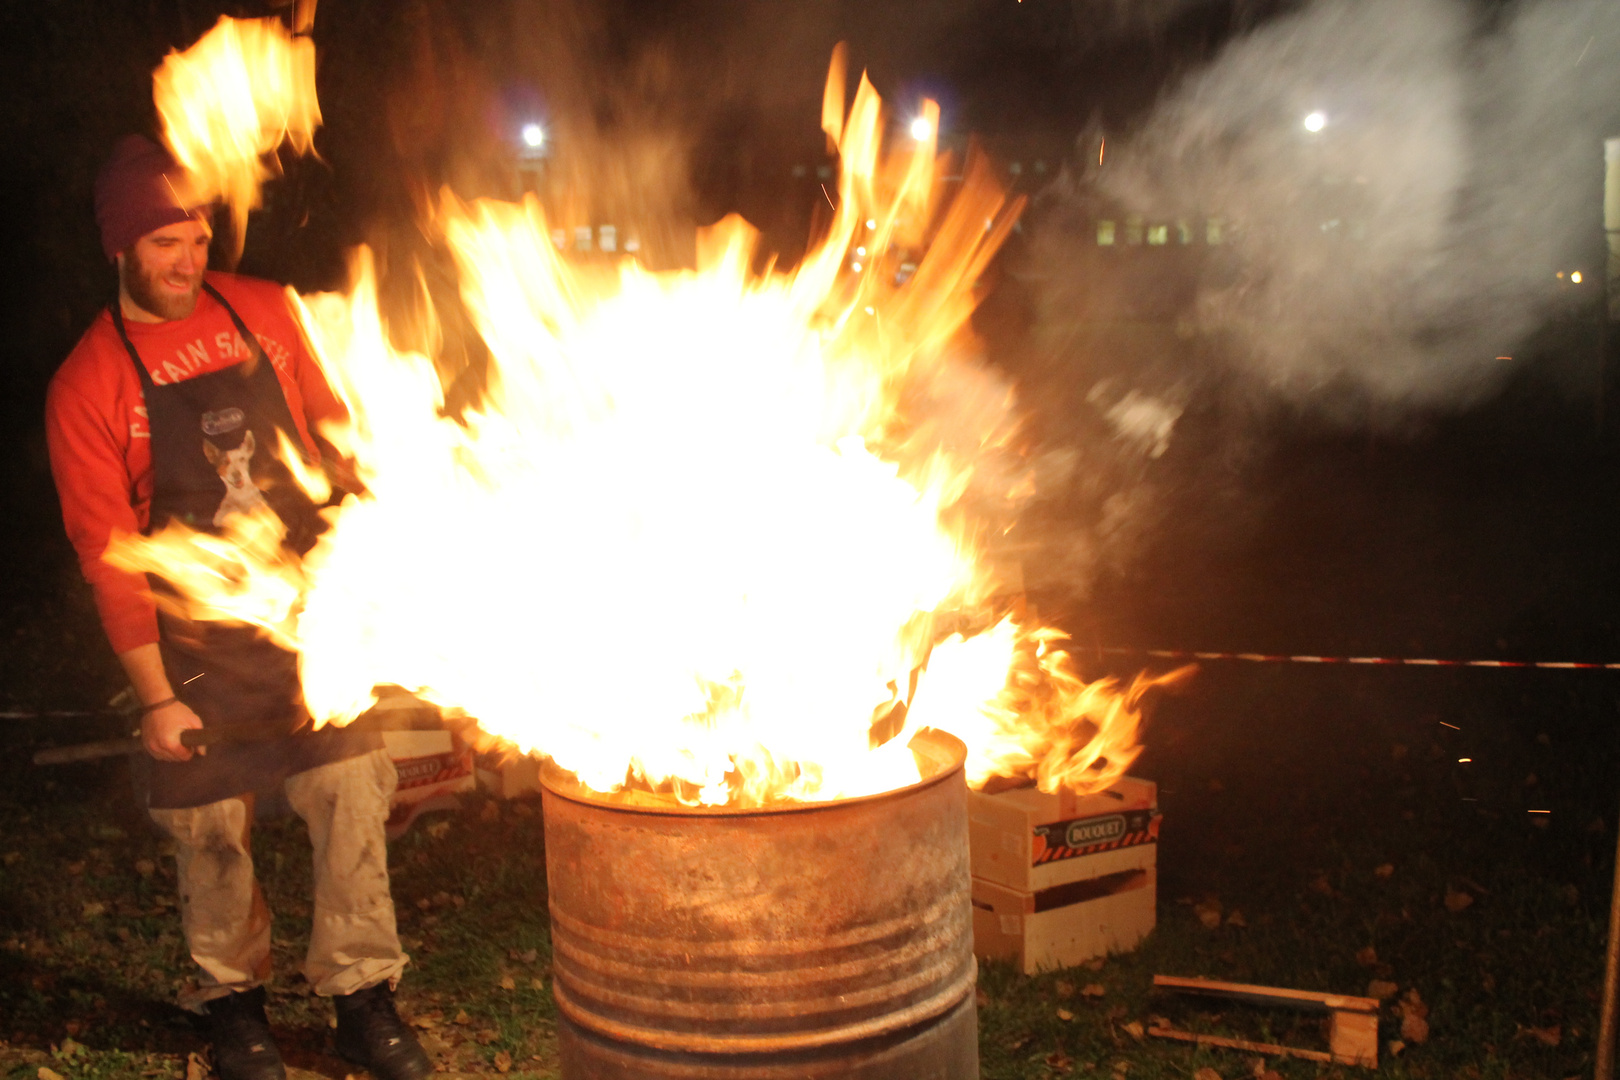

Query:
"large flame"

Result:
[[153, 15, 320, 254], [111, 44, 1186, 805]]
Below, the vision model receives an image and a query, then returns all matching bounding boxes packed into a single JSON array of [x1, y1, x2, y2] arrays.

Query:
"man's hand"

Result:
[[142, 699, 206, 761]]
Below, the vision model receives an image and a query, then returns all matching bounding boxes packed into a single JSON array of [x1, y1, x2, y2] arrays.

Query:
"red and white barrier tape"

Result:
[[1097, 647, 1620, 671]]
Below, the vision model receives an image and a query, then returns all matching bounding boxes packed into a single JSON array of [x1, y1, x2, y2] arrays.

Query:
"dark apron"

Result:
[[113, 281, 380, 809]]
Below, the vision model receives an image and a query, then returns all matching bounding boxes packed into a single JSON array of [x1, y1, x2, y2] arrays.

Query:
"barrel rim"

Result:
[[538, 727, 966, 817]]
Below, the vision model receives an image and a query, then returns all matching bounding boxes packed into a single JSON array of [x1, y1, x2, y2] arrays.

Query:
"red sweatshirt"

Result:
[[45, 272, 346, 655]]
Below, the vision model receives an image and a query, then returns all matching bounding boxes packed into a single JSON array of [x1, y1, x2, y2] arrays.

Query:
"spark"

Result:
[[821, 184, 835, 210], [1458, 757, 1472, 763], [1099, 138, 1105, 167], [1439, 721, 1460, 730], [1577, 35, 1594, 67]]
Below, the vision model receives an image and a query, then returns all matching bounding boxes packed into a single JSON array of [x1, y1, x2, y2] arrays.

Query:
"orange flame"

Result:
[[112, 49, 1181, 805], [153, 15, 320, 254]]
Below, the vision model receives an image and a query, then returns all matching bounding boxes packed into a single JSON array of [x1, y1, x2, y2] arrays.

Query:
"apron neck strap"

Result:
[[108, 280, 268, 390]]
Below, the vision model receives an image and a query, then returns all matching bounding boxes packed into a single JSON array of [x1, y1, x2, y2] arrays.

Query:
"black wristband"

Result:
[[139, 696, 178, 716]]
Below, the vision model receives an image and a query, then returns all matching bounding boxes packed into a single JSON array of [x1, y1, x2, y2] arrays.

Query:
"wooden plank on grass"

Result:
[[1153, 974, 1379, 1014], [1147, 1025, 1333, 1063]]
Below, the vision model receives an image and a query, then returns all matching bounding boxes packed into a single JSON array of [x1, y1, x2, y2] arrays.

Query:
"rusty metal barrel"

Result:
[[540, 728, 979, 1080]]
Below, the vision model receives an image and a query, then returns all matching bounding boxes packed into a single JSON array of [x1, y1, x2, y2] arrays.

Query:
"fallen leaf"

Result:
[[39, 1069, 64, 1080], [1122, 1021, 1144, 1040], [493, 1050, 512, 1073], [1082, 984, 1106, 998], [1195, 897, 1223, 929], [1444, 887, 1474, 913], [1368, 980, 1399, 1000], [453, 1009, 472, 1025], [1056, 1008, 1075, 1021], [1084, 957, 1105, 971], [1054, 979, 1075, 999], [426, 821, 451, 839], [479, 802, 501, 822], [476, 1028, 500, 1046], [1401, 988, 1429, 1018], [1387, 1039, 1405, 1057], [530, 978, 544, 991], [135, 858, 156, 878], [1374, 863, 1395, 879], [509, 948, 539, 965], [81, 901, 106, 918], [411, 1014, 439, 1030], [1355, 946, 1378, 967], [1045, 1050, 1073, 1069], [1402, 1013, 1431, 1044], [1225, 909, 1247, 928], [498, 974, 516, 990], [1522, 1024, 1561, 1047], [186, 1051, 208, 1080], [1193, 1069, 1223, 1080]]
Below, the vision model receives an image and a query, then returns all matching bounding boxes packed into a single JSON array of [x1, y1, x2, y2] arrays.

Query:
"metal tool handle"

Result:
[[30, 705, 450, 766]]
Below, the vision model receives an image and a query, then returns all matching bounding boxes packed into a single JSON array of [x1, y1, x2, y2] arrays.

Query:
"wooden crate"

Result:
[[969, 776, 1159, 892], [382, 729, 475, 838], [972, 867, 1156, 974]]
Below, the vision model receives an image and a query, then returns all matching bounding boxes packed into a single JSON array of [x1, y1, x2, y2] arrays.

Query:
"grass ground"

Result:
[[0, 653, 1611, 1080]]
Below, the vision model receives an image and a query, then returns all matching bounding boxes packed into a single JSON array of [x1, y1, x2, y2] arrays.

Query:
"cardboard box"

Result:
[[968, 776, 1158, 892], [382, 729, 475, 839], [476, 753, 544, 800], [972, 867, 1156, 974]]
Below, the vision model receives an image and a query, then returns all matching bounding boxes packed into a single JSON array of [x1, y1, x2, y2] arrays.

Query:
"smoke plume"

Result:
[[1094, 0, 1620, 415]]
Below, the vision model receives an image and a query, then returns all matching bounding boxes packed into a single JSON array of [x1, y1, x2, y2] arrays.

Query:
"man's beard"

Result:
[[122, 256, 203, 322]]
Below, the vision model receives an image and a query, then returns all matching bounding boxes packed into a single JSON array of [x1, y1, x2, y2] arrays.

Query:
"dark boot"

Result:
[[202, 987, 285, 1080], [333, 982, 432, 1080]]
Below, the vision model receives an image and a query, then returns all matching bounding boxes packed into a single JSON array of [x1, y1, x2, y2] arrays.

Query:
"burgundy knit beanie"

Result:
[[93, 135, 212, 260]]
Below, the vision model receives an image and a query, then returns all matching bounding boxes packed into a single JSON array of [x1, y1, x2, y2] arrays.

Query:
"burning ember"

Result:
[[109, 18, 1186, 806]]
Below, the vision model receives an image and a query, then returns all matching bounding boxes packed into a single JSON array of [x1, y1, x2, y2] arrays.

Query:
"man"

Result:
[[45, 135, 432, 1080]]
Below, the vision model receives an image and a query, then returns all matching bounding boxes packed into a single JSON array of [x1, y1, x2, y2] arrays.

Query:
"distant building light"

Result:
[[1304, 111, 1327, 133], [909, 116, 932, 142], [521, 123, 546, 149], [1097, 220, 1116, 246], [1572, 270, 1584, 283], [1033, 160, 1047, 174], [817, 165, 833, 180], [574, 225, 592, 253], [1206, 218, 1225, 245], [599, 225, 617, 253], [550, 228, 566, 250], [791, 164, 808, 178], [624, 236, 641, 254], [1008, 162, 1023, 176], [1147, 224, 1168, 246]]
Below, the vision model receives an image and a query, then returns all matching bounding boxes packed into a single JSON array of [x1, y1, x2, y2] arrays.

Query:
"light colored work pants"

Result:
[[148, 748, 409, 1011]]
